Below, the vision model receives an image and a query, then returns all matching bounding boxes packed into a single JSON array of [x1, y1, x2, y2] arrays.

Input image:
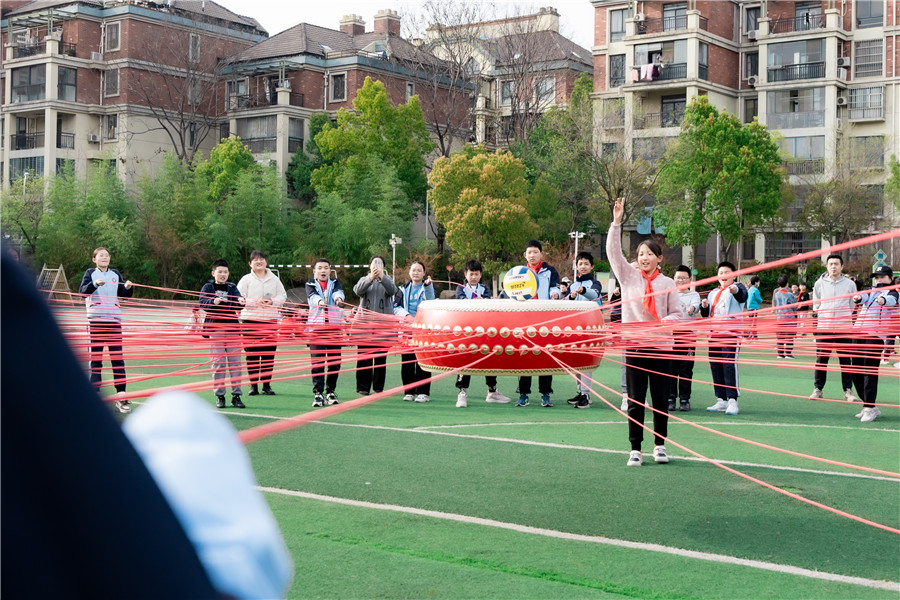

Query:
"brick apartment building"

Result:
[[1, 0, 266, 188], [591, 0, 899, 266]]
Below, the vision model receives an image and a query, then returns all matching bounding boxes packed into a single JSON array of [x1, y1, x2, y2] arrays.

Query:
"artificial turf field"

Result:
[[111, 333, 900, 600]]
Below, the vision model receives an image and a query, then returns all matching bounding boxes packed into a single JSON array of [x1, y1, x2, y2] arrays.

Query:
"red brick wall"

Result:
[[596, 6, 607, 46], [697, 0, 735, 40], [373, 17, 401, 37], [887, 35, 897, 78], [890, 0, 899, 26], [707, 43, 739, 88], [595, 54, 607, 92], [285, 70, 326, 110]]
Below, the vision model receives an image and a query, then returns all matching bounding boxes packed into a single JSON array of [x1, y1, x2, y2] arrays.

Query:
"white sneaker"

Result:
[[626, 450, 642, 467], [414, 394, 430, 403], [809, 388, 823, 400], [653, 445, 669, 464], [485, 390, 511, 403], [880, 359, 890, 365], [621, 395, 629, 411], [843, 389, 859, 402], [114, 400, 131, 413], [707, 399, 727, 412], [859, 407, 881, 422], [456, 389, 468, 408], [725, 399, 739, 415], [402, 394, 415, 402]]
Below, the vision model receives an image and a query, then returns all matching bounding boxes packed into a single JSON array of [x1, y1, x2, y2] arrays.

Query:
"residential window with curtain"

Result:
[[767, 87, 825, 128], [610, 9, 626, 41], [106, 114, 118, 139], [745, 52, 759, 78], [58, 66, 76, 102], [236, 116, 277, 153], [105, 22, 120, 52], [744, 97, 758, 123], [699, 42, 708, 80], [288, 117, 304, 153], [746, 7, 760, 32], [12, 65, 46, 103], [856, 0, 883, 28], [330, 73, 347, 102]]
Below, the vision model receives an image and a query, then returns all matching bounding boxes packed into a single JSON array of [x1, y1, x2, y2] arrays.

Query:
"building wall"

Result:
[[707, 43, 740, 88]]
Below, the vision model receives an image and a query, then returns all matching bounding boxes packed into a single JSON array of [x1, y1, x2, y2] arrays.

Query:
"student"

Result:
[[668, 265, 701, 412], [353, 255, 397, 396], [516, 240, 561, 408], [199, 259, 245, 409], [771, 274, 797, 359], [455, 260, 511, 407], [237, 250, 287, 397], [796, 282, 811, 336], [811, 255, 858, 402], [393, 261, 435, 403], [565, 252, 603, 409], [701, 261, 749, 416], [79, 247, 134, 413], [849, 266, 898, 422], [306, 258, 346, 408], [746, 276, 763, 340], [560, 278, 571, 297], [607, 199, 681, 466]]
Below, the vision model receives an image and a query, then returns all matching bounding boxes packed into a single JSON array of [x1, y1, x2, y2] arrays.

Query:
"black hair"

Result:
[[313, 258, 330, 268], [717, 261, 737, 272], [825, 254, 843, 265], [370, 255, 385, 265], [409, 261, 426, 271], [750, 275, 760, 285], [464, 259, 483, 274], [674, 264, 691, 276], [637, 239, 663, 258], [777, 274, 789, 287], [212, 259, 229, 269], [524, 239, 542, 252], [575, 251, 594, 265], [249, 250, 267, 261]]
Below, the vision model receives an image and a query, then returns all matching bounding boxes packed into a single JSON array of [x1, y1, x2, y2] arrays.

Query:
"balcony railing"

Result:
[[658, 63, 687, 80], [784, 158, 824, 175], [766, 111, 825, 129], [231, 91, 305, 110], [243, 137, 277, 153], [767, 62, 825, 82], [60, 42, 77, 57], [288, 137, 304, 154], [635, 15, 707, 34], [12, 42, 47, 59], [770, 13, 824, 34], [635, 110, 685, 129], [11, 133, 45, 150], [57, 132, 75, 149]]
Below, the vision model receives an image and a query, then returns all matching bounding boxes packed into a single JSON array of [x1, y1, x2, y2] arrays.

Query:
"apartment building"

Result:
[[1, 0, 266, 188], [591, 0, 899, 265]]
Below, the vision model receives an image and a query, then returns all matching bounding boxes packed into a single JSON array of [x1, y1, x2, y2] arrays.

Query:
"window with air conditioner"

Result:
[[105, 22, 120, 52], [329, 73, 346, 102], [745, 52, 759, 78], [854, 40, 882, 77], [746, 7, 760, 32], [105, 69, 119, 97]]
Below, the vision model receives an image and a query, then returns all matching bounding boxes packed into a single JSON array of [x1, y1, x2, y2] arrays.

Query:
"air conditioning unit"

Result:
[[747, 75, 759, 87], [836, 95, 848, 106], [836, 56, 850, 67], [634, 13, 645, 21], [87, 134, 100, 143], [90, 51, 103, 61], [747, 30, 758, 40]]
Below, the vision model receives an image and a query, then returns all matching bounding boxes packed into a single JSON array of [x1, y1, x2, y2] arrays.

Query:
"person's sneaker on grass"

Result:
[[414, 394, 430, 403], [844, 389, 859, 402], [325, 392, 339, 405], [725, 399, 739, 415], [667, 398, 677, 411], [312, 392, 325, 408], [403, 394, 415, 402], [653, 445, 669, 464], [485, 389, 510, 403], [231, 396, 246, 409], [707, 398, 727, 412], [859, 407, 881, 422], [626, 450, 642, 467], [809, 388, 823, 400], [541, 394, 553, 407], [216, 395, 226, 409], [115, 400, 131, 414], [574, 396, 590, 409], [620, 395, 629, 411], [516, 394, 529, 407], [248, 384, 259, 396], [567, 393, 584, 405], [262, 384, 275, 396], [679, 399, 691, 412], [456, 389, 468, 408]]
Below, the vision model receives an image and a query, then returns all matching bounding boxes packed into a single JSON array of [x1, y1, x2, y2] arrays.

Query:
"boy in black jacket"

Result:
[[199, 259, 245, 408]]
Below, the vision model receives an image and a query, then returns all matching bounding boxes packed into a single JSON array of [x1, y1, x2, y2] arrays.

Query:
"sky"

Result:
[[215, 1, 597, 50]]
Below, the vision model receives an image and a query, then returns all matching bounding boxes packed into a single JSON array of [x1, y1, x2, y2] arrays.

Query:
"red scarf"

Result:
[[641, 268, 660, 321], [528, 261, 543, 274], [710, 285, 729, 313]]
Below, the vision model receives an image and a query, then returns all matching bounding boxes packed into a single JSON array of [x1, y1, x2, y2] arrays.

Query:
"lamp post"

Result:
[[569, 231, 585, 279], [389, 234, 402, 281]]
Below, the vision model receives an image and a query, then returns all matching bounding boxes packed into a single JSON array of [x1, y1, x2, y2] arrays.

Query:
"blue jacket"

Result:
[[747, 285, 762, 310], [456, 282, 491, 300], [79, 267, 133, 321], [306, 278, 345, 325], [854, 284, 899, 334], [569, 273, 602, 304], [701, 282, 749, 319], [772, 287, 797, 319], [530, 262, 561, 300], [393, 281, 435, 317]]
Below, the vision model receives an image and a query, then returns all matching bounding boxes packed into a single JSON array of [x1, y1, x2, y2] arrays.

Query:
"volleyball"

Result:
[[503, 266, 539, 301]]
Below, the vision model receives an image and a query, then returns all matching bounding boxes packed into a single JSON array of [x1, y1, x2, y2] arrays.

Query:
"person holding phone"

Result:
[[353, 256, 397, 396]]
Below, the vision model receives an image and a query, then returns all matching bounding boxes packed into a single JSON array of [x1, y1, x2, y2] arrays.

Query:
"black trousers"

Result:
[[401, 353, 431, 395], [356, 346, 387, 394], [310, 344, 341, 393], [625, 349, 671, 450], [88, 320, 127, 392], [667, 338, 694, 401], [456, 374, 497, 390], [517, 375, 552, 395], [849, 335, 883, 407], [813, 330, 854, 391], [243, 320, 279, 386]]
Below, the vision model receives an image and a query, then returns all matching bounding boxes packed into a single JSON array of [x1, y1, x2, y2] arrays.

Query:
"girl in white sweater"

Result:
[[237, 250, 287, 399]]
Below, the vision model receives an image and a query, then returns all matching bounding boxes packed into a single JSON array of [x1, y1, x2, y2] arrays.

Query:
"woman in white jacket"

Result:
[[237, 250, 287, 400]]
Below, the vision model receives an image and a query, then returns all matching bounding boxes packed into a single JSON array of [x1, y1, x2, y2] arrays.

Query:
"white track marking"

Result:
[[259, 486, 900, 592], [416, 420, 900, 433]]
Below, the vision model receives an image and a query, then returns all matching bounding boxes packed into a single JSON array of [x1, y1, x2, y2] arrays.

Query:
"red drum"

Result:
[[411, 299, 606, 375]]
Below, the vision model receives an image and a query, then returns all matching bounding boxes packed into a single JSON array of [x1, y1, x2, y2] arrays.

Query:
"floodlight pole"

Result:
[[569, 231, 585, 279], [389, 234, 402, 281]]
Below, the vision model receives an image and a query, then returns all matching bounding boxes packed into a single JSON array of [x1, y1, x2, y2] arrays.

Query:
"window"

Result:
[[768, 88, 825, 128], [746, 7, 760, 32], [236, 116, 277, 152], [464, 57, 480, 75], [849, 136, 885, 168], [768, 39, 825, 81], [189, 34, 200, 63], [662, 2, 687, 31], [405, 82, 415, 103], [11, 65, 46, 103], [329, 73, 346, 102], [219, 122, 230, 142], [794, 2, 822, 29], [500, 80, 516, 105], [854, 40, 883, 78], [603, 98, 625, 127], [56, 158, 75, 175], [633, 138, 667, 164], [602, 142, 620, 156], [856, 0, 883, 28], [849, 86, 884, 120], [105, 69, 119, 96], [227, 78, 247, 96], [9, 157, 44, 183], [609, 54, 626, 88], [634, 39, 687, 65], [288, 117, 304, 153], [105, 115, 118, 139], [105, 22, 120, 52], [536, 77, 555, 103], [745, 52, 759, 78], [780, 135, 825, 159], [58, 66, 76, 102], [610, 9, 626, 42], [744, 97, 758, 123], [189, 122, 197, 147], [661, 95, 686, 127], [698, 42, 708, 80]]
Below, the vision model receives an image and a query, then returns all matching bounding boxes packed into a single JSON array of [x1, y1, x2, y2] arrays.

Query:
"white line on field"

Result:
[[258, 485, 900, 592]]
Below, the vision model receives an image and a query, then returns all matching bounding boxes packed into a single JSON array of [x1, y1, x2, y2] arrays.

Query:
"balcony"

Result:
[[11, 133, 45, 150], [631, 63, 688, 83], [767, 62, 825, 82], [635, 15, 708, 35], [770, 14, 824, 34], [635, 110, 685, 129], [784, 158, 824, 175], [231, 92, 305, 110], [243, 137, 277, 153], [766, 111, 825, 129], [57, 132, 75, 149], [12, 42, 47, 59]]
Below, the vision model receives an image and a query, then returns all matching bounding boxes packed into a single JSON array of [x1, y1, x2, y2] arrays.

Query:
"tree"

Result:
[[885, 154, 900, 210], [1, 173, 47, 256], [313, 77, 435, 213], [654, 96, 785, 264], [286, 112, 331, 203], [428, 147, 538, 273], [196, 137, 255, 204]]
